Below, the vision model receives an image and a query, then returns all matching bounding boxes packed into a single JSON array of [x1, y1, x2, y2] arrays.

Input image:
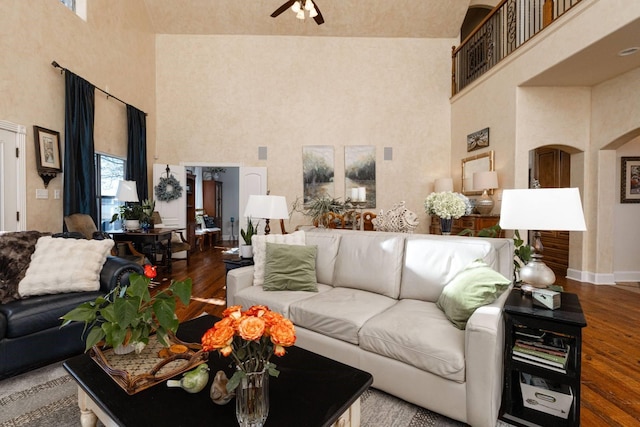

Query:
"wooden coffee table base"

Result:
[[76, 385, 361, 427]]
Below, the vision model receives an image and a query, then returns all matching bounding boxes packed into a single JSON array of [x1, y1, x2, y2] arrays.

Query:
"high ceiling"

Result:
[[142, 0, 471, 38], [141, 1, 640, 88]]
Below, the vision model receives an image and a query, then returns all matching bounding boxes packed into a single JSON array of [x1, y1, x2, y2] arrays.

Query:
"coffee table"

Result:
[[64, 315, 373, 427]]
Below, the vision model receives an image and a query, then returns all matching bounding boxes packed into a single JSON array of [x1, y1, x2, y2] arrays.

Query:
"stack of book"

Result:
[[512, 329, 570, 373]]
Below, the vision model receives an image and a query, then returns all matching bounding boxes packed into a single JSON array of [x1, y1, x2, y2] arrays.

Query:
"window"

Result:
[[95, 153, 125, 231], [59, 0, 75, 12]]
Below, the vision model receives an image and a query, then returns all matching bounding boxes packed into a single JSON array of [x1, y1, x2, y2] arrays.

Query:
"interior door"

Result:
[[152, 164, 186, 228], [0, 121, 27, 231], [239, 167, 267, 234]]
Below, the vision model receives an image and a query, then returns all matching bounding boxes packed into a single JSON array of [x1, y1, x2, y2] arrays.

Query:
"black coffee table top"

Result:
[[64, 315, 373, 427]]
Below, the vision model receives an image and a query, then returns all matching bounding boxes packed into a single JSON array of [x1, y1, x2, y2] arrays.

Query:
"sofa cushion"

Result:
[[400, 235, 502, 302], [304, 231, 341, 285], [252, 230, 306, 286], [0, 231, 47, 304], [333, 231, 405, 299], [263, 242, 318, 292], [289, 287, 397, 345], [235, 283, 334, 317], [18, 236, 114, 297], [359, 299, 466, 382], [436, 260, 511, 329]]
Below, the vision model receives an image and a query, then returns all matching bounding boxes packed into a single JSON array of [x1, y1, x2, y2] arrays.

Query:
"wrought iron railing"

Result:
[[452, 0, 583, 95]]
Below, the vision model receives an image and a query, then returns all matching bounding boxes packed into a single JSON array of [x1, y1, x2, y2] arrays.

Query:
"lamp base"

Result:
[[475, 190, 494, 215], [519, 255, 556, 288]]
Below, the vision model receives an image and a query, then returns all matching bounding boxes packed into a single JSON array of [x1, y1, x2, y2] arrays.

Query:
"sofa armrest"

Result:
[[100, 256, 144, 293], [464, 285, 512, 427], [226, 266, 255, 307]]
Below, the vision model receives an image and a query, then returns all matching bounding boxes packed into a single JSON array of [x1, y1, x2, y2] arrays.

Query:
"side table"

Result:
[[500, 289, 586, 427], [223, 257, 254, 285]]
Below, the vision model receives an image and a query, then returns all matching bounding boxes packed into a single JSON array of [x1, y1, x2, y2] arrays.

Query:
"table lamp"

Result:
[[499, 188, 586, 288], [473, 171, 498, 215], [434, 178, 454, 193], [116, 180, 139, 203], [243, 195, 289, 235]]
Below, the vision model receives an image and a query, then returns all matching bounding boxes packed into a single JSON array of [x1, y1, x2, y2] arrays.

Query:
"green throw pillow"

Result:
[[263, 242, 318, 292], [436, 259, 511, 329]]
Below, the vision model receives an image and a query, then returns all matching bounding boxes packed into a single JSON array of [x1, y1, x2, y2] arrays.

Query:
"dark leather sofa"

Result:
[[0, 256, 143, 379]]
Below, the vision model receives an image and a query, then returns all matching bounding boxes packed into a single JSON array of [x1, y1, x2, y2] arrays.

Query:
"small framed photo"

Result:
[[467, 127, 489, 152], [34, 126, 62, 173], [621, 156, 640, 203]]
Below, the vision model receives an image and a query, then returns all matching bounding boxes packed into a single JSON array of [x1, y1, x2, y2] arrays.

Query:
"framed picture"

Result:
[[344, 145, 376, 208], [34, 126, 62, 173], [303, 146, 334, 204], [620, 156, 640, 203], [467, 127, 489, 152]]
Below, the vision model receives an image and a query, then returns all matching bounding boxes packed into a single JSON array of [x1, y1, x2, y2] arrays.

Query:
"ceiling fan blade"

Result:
[[271, 0, 296, 18], [312, 2, 324, 25]]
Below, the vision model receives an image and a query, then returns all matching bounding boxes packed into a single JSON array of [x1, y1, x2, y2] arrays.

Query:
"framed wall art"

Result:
[[34, 126, 62, 172], [345, 145, 376, 208], [467, 127, 489, 152], [302, 146, 334, 203], [620, 156, 640, 203]]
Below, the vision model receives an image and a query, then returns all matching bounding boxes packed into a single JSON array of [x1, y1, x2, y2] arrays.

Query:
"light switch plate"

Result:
[[36, 189, 49, 199]]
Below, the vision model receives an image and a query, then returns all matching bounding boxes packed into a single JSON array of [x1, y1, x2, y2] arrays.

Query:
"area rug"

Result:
[[0, 362, 512, 427]]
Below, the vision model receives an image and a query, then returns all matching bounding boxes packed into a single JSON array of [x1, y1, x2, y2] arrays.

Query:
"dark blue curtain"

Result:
[[63, 72, 96, 225], [126, 105, 148, 201]]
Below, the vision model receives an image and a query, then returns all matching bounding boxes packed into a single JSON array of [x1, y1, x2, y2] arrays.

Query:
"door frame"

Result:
[[0, 120, 27, 231]]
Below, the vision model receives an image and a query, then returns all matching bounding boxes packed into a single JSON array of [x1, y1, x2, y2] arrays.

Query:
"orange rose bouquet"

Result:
[[201, 305, 296, 391]]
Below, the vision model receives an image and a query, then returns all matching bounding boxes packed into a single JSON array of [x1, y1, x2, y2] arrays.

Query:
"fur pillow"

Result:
[[0, 231, 48, 304], [18, 236, 114, 297]]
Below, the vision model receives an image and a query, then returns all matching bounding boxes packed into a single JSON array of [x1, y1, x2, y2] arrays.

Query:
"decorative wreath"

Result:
[[154, 174, 183, 202]]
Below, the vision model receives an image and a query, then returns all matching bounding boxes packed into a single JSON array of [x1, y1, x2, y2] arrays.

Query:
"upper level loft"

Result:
[[452, 0, 583, 95]]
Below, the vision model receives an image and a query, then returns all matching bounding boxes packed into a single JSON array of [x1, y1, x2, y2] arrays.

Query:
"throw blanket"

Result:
[[0, 231, 48, 304]]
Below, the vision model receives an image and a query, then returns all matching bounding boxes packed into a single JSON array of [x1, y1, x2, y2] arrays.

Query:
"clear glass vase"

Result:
[[440, 217, 453, 235], [235, 368, 269, 427]]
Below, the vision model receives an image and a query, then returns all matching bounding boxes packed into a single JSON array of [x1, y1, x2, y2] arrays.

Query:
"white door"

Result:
[[239, 167, 267, 234], [0, 121, 27, 231], [152, 164, 186, 228]]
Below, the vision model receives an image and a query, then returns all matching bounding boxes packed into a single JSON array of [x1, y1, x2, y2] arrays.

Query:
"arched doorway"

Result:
[[529, 146, 572, 278]]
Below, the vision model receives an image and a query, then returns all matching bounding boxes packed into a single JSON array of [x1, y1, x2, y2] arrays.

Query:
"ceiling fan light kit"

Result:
[[271, 0, 324, 25]]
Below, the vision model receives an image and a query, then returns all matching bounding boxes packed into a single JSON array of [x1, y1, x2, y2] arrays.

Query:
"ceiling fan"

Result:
[[271, 0, 324, 25]]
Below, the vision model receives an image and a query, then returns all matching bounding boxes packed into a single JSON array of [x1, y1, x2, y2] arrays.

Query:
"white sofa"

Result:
[[227, 228, 514, 427]]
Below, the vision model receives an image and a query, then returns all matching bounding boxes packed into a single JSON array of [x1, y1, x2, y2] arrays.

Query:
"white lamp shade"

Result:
[[473, 171, 498, 190], [243, 195, 289, 220], [499, 188, 586, 231], [434, 178, 454, 193], [116, 180, 139, 202]]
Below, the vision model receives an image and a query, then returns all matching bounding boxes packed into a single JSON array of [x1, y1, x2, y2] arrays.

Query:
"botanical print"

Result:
[[303, 146, 334, 203], [467, 127, 489, 152], [345, 146, 376, 208]]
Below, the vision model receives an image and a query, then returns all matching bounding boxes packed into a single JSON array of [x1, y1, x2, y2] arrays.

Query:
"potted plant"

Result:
[[61, 265, 192, 354], [111, 203, 144, 231], [140, 198, 155, 230], [291, 196, 348, 228], [240, 217, 258, 258]]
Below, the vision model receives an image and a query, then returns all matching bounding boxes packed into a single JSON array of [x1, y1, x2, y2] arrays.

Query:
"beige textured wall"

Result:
[[451, 0, 640, 281], [0, 0, 155, 232], [155, 35, 455, 233]]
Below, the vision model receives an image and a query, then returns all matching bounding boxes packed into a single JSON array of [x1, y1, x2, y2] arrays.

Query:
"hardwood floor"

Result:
[[157, 241, 640, 426]]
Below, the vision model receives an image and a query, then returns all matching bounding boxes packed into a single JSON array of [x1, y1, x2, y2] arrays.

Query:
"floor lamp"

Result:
[[500, 188, 586, 289]]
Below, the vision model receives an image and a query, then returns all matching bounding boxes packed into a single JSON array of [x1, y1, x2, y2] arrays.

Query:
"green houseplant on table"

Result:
[[61, 265, 192, 354], [240, 217, 258, 259]]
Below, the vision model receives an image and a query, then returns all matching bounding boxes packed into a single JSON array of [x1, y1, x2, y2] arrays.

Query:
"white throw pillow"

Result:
[[252, 230, 306, 286], [18, 236, 114, 297]]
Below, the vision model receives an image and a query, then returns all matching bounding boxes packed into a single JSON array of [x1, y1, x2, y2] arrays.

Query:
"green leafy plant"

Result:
[[291, 196, 348, 227], [110, 203, 144, 223], [513, 229, 533, 282], [61, 267, 192, 353], [458, 224, 502, 238], [240, 217, 258, 245]]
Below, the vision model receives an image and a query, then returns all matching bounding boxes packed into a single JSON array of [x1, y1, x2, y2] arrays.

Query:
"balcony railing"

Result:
[[452, 0, 582, 95]]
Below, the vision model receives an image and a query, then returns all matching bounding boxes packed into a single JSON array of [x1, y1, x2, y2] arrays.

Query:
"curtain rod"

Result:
[[51, 61, 147, 116]]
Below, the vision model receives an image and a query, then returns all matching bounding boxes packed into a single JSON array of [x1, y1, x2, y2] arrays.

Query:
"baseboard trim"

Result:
[[566, 269, 615, 285], [613, 271, 640, 283]]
